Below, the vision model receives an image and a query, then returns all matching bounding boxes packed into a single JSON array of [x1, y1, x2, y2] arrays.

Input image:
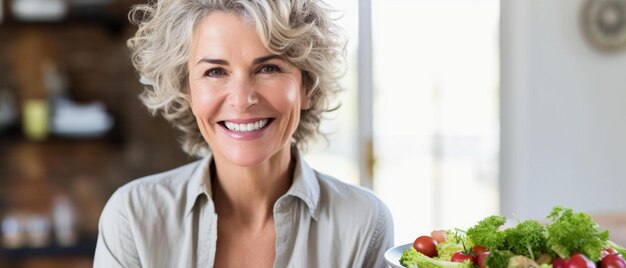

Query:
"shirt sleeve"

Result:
[[362, 201, 395, 268], [93, 189, 142, 268]]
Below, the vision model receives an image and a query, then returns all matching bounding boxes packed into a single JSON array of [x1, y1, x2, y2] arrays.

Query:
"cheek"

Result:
[[260, 79, 303, 111], [285, 83, 299, 103], [276, 82, 303, 137], [189, 83, 221, 120]]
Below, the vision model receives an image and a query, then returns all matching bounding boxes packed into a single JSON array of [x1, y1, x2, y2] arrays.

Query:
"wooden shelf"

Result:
[[1, 237, 97, 259]]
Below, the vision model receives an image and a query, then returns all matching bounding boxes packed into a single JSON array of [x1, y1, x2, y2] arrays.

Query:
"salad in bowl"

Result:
[[390, 206, 626, 268]]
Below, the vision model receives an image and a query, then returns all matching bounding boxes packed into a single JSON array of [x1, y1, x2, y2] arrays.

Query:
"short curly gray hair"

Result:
[[127, 0, 345, 157]]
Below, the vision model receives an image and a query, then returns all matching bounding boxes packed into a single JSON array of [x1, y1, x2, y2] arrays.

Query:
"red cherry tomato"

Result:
[[477, 251, 490, 268], [413, 235, 438, 258], [602, 254, 626, 268], [603, 248, 620, 258], [553, 257, 568, 268], [473, 245, 488, 255], [430, 230, 447, 244], [451, 251, 477, 264], [568, 253, 595, 268]]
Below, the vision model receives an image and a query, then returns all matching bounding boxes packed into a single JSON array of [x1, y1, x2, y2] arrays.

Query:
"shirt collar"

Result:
[[184, 148, 321, 220], [285, 149, 321, 220], [185, 156, 213, 216]]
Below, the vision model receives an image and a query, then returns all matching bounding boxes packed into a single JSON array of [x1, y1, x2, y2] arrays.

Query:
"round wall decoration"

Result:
[[581, 0, 626, 52]]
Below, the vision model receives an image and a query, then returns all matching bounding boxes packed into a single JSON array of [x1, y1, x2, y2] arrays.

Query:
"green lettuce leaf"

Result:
[[400, 247, 473, 268], [545, 206, 608, 261]]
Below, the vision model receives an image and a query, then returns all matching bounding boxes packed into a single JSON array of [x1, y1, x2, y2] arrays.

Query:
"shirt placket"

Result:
[[197, 197, 218, 268], [273, 197, 293, 268]]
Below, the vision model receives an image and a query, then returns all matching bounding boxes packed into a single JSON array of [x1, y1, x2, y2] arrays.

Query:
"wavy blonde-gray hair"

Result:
[[127, 0, 345, 157]]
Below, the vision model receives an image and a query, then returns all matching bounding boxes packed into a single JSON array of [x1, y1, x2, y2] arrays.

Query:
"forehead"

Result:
[[190, 11, 268, 59], [194, 11, 254, 36]]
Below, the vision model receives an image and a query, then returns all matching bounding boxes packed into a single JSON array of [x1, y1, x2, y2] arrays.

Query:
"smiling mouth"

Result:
[[219, 118, 273, 132]]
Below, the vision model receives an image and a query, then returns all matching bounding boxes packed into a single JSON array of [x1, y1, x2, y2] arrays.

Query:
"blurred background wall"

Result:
[[501, 0, 626, 220], [501, 0, 626, 247]]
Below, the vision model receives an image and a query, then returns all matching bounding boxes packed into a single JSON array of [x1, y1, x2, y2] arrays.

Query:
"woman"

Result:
[[94, 0, 394, 267]]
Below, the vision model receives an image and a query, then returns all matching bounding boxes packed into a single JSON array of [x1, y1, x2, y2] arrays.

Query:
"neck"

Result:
[[211, 146, 294, 226]]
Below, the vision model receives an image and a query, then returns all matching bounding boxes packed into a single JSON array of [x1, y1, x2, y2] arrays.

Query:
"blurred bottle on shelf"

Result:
[[1, 194, 79, 249], [24, 215, 51, 248], [1, 213, 52, 249], [20, 59, 66, 140], [22, 98, 48, 140], [1, 214, 25, 249], [10, 29, 58, 141], [52, 194, 77, 247]]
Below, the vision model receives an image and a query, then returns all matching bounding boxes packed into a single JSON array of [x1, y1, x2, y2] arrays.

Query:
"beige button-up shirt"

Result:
[[94, 151, 394, 267]]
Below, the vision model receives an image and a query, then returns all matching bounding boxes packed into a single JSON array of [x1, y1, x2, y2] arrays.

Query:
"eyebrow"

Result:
[[196, 54, 283, 66]]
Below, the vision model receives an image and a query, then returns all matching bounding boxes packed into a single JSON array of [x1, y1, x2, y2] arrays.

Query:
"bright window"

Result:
[[372, 0, 500, 243], [305, 0, 500, 245]]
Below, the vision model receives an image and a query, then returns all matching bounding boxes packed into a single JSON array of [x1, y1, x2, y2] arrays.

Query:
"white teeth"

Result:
[[224, 119, 268, 132]]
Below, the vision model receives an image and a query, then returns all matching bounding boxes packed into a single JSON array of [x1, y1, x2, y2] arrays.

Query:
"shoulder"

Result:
[[103, 158, 206, 221], [316, 171, 388, 212], [315, 171, 393, 228], [117, 159, 203, 195], [114, 158, 203, 201], [95, 159, 207, 267]]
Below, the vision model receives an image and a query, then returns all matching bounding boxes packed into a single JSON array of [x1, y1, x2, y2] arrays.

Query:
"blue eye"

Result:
[[204, 68, 226, 77], [258, 65, 280, 74]]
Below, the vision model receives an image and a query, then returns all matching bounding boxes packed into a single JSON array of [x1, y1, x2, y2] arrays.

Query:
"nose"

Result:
[[227, 75, 259, 111]]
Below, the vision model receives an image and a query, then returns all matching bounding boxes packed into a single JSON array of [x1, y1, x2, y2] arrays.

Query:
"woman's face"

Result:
[[187, 12, 308, 167]]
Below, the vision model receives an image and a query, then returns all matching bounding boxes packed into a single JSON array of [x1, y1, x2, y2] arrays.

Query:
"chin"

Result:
[[222, 147, 274, 167], [227, 156, 267, 168]]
